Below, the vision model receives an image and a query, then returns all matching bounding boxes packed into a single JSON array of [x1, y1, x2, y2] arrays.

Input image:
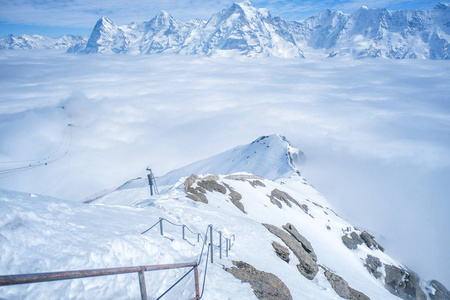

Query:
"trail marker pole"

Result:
[[219, 231, 222, 259], [225, 239, 229, 257], [210, 226, 214, 264], [159, 218, 163, 236]]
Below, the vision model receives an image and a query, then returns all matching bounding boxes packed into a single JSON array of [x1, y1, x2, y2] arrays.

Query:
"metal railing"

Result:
[[0, 262, 200, 300], [141, 217, 235, 262], [1, 218, 235, 299]]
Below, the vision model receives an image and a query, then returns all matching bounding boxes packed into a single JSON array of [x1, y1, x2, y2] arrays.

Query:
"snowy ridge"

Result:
[[2, 1, 449, 59], [73, 1, 450, 59], [1, 134, 447, 299], [0, 34, 87, 50], [157, 134, 305, 186]]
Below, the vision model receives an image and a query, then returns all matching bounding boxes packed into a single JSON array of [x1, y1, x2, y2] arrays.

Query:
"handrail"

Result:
[[0, 262, 200, 300]]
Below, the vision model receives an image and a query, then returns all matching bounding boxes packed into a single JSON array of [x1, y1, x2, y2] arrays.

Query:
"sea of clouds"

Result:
[[0, 50, 449, 287]]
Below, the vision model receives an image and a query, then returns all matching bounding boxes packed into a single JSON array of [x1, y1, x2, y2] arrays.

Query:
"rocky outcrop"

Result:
[[184, 175, 208, 203], [428, 280, 450, 300], [342, 231, 384, 252], [301, 204, 309, 214], [250, 180, 266, 188], [272, 241, 290, 263], [269, 189, 302, 209], [224, 261, 292, 300], [323, 268, 371, 300], [364, 255, 382, 279], [384, 265, 426, 300], [197, 179, 226, 194], [263, 223, 318, 280], [223, 182, 245, 213], [282, 223, 317, 262], [360, 231, 385, 252], [342, 232, 364, 249]]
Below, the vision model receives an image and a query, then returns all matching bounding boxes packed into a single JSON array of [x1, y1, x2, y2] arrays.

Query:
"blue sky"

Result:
[[0, 0, 443, 37]]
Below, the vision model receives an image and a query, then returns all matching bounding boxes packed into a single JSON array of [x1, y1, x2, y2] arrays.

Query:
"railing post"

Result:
[[182, 225, 185, 240], [219, 231, 222, 259], [210, 226, 214, 264], [138, 269, 148, 300], [194, 265, 200, 299], [225, 238, 229, 257], [159, 218, 163, 236]]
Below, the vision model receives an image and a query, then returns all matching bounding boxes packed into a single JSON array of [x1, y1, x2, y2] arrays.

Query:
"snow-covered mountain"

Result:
[[76, 1, 303, 57], [0, 34, 87, 50], [157, 134, 304, 186], [1, 134, 448, 299], [2, 1, 449, 59], [290, 3, 450, 59], [72, 1, 450, 59]]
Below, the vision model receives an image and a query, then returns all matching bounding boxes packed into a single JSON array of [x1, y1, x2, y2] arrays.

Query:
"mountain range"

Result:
[[1, 1, 449, 59], [1, 134, 449, 299]]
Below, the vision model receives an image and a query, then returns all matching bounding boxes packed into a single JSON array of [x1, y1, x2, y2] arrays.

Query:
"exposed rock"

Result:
[[223, 182, 245, 213], [269, 189, 303, 209], [326, 225, 331, 231], [272, 241, 290, 263], [282, 223, 317, 261], [269, 198, 283, 209], [184, 175, 208, 203], [364, 255, 382, 279], [360, 231, 384, 252], [184, 174, 199, 192], [312, 201, 323, 208], [342, 232, 364, 250], [428, 280, 450, 300], [250, 180, 266, 188], [324, 269, 371, 300], [224, 260, 292, 300], [263, 223, 318, 280], [197, 180, 227, 194], [301, 204, 309, 214], [186, 192, 208, 203], [384, 264, 427, 300]]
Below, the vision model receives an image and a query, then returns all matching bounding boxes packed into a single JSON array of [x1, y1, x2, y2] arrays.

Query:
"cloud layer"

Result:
[[0, 50, 449, 286]]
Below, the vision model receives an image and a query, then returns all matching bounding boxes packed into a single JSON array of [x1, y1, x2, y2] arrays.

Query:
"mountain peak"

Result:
[[230, 0, 260, 19], [98, 16, 114, 25], [156, 10, 171, 19], [435, 2, 450, 10], [157, 134, 304, 186], [360, 5, 369, 10]]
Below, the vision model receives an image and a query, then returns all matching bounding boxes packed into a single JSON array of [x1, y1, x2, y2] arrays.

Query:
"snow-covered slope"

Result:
[[157, 134, 305, 186], [1, 135, 447, 299], [0, 34, 87, 50]]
